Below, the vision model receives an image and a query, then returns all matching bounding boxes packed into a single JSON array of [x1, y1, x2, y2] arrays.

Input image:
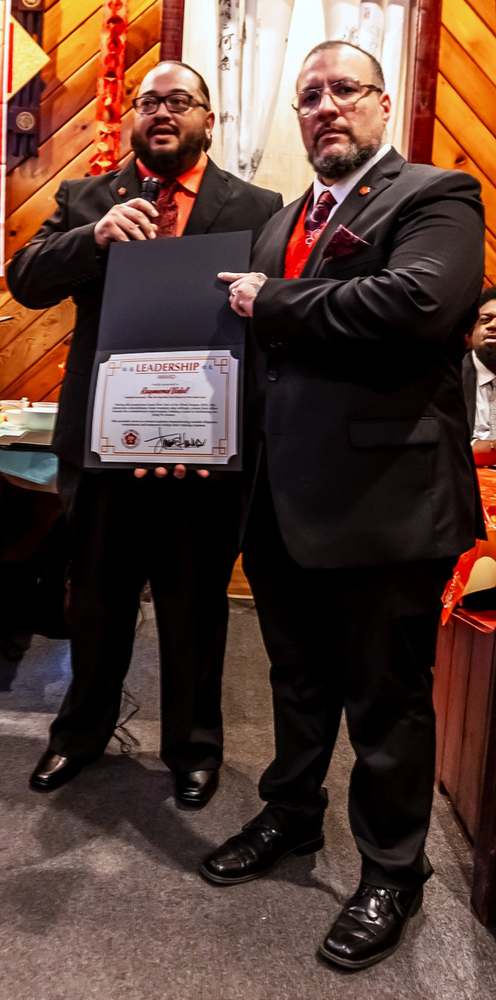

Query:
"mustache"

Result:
[[147, 122, 179, 138], [314, 124, 351, 142]]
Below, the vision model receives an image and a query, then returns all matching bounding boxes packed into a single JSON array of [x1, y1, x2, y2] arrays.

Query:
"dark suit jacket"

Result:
[[462, 351, 476, 434], [246, 148, 485, 569], [7, 157, 282, 467]]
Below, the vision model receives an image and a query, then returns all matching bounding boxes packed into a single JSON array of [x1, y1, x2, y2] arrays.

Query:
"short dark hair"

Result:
[[301, 40, 385, 91], [155, 60, 211, 110], [479, 286, 496, 309]]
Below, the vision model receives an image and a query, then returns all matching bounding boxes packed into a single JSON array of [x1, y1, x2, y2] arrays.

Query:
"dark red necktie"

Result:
[[305, 189, 337, 244], [156, 179, 180, 238]]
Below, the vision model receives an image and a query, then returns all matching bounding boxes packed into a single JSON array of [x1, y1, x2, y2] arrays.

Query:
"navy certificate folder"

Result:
[[84, 229, 251, 470]]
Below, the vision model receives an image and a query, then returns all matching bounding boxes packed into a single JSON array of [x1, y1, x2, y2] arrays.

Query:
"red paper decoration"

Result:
[[441, 468, 496, 623], [90, 0, 128, 175]]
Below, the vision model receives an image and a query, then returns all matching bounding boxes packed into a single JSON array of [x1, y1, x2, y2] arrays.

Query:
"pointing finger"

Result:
[[218, 271, 246, 282]]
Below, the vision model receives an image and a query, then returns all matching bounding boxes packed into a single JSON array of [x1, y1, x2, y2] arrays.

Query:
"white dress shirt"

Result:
[[472, 351, 496, 442], [312, 143, 392, 220]]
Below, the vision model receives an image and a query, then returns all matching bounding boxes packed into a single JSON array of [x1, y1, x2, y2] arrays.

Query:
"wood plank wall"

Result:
[[0, 0, 161, 402], [433, 0, 496, 286]]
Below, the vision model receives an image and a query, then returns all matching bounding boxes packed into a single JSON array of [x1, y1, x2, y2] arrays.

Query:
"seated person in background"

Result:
[[463, 286, 496, 465]]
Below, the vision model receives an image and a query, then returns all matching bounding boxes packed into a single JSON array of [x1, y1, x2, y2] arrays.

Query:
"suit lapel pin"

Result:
[[118, 187, 126, 196], [359, 186, 371, 196]]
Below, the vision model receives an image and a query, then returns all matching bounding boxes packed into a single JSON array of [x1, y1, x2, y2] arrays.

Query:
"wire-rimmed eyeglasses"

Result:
[[292, 78, 383, 117]]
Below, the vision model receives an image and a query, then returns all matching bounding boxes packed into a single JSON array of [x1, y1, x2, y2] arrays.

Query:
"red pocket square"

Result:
[[322, 225, 371, 261]]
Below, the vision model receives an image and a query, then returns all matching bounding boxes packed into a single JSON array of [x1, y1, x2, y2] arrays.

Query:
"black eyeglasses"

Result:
[[133, 93, 209, 116], [292, 78, 383, 117]]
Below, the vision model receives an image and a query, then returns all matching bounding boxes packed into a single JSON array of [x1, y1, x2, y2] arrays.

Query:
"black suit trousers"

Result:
[[243, 473, 454, 890], [50, 461, 240, 770]]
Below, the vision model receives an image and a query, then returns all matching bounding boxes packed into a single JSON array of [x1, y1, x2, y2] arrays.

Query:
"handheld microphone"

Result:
[[141, 176, 161, 204]]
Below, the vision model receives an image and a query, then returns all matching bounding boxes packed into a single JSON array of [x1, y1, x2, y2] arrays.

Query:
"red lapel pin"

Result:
[[359, 186, 371, 196], [118, 186, 126, 196]]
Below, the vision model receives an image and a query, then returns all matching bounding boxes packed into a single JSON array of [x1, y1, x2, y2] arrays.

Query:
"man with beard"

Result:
[[8, 61, 282, 801], [199, 42, 485, 969], [463, 287, 496, 464]]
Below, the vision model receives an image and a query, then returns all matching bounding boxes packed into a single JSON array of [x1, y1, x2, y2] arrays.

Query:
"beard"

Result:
[[309, 133, 382, 180], [476, 343, 496, 371], [131, 127, 206, 177]]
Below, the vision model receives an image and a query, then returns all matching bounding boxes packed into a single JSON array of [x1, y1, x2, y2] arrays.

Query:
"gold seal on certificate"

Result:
[[91, 349, 239, 464]]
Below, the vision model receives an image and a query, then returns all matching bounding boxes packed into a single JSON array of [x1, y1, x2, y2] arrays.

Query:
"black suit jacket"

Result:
[[7, 157, 282, 466], [462, 351, 476, 434], [246, 148, 485, 569]]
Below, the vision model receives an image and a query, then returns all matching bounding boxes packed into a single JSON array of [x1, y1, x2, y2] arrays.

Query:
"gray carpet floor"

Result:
[[0, 598, 495, 1000]]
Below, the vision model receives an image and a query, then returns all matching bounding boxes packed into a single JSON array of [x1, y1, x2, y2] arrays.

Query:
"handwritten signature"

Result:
[[144, 430, 207, 453]]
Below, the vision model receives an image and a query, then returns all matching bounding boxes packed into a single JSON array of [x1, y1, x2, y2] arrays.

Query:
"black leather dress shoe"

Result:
[[29, 750, 93, 792], [175, 769, 219, 808], [199, 813, 324, 885], [319, 881, 423, 970]]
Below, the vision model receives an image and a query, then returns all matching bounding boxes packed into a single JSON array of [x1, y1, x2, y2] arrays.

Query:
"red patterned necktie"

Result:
[[305, 189, 337, 244], [155, 179, 180, 238]]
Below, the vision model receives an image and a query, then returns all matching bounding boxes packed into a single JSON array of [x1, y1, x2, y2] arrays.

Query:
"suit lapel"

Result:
[[182, 158, 232, 235], [108, 158, 141, 203], [301, 148, 405, 277], [256, 188, 312, 276]]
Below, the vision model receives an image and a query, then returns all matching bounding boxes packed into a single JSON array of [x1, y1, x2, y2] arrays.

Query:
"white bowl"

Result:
[[24, 405, 58, 431], [4, 408, 26, 426], [0, 399, 26, 411], [3, 403, 58, 430]]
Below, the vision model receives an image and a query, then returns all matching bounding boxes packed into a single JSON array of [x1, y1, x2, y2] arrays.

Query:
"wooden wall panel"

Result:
[[1, 301, 76, 394], [432, 120, 496, 222], [434, 0, 496, 286], [1, 0, 162, 402], [439, 26, 496, 136], [43, 0, 102, 55], [38, 56, 99, 147], [468, 0, 496, 32]]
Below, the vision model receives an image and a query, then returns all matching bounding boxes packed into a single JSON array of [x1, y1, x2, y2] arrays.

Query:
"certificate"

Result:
[[91, 349, 238, 464], [84, 231, 251, 471]]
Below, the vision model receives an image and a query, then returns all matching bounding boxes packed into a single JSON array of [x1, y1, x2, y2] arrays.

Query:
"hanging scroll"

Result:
[[0, 0, 12, 276], [239, 0, 295, 181], [322, 0, 359, 44], [381, 0, 408, 146], [322, 0, 410, 152], [90, 0, 129, 175], [358, 0, 384, 58], [218, 0, 294, 182], [218, 0, 242, 177]]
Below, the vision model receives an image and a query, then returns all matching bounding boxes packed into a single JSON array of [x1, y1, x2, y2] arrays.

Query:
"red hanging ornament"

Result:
[[90, 0, 129, 175]]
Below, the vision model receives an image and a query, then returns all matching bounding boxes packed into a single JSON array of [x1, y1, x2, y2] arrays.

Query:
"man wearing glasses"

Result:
[[8, 62, 281, 804], [200, 41, 485, 969]]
